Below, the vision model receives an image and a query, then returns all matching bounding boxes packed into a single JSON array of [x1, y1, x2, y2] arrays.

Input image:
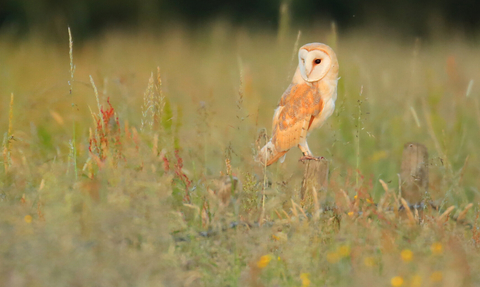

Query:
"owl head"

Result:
[[298, 43, 338, 83]]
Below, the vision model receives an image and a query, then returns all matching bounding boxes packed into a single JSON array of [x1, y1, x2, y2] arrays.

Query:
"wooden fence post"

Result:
[[300, 158, 329, 203], [400, 142, 429, 204]]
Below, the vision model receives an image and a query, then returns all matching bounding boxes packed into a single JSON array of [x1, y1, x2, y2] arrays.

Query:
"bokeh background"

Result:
[[2, 0, 480, 39]]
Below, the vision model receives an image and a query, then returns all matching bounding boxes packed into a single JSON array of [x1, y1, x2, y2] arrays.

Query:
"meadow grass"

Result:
[[0, 23, 480, 286]]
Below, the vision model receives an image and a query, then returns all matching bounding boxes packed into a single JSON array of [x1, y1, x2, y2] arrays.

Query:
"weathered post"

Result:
[[400, 142, 429, 204], [300, 158, 329, 203]]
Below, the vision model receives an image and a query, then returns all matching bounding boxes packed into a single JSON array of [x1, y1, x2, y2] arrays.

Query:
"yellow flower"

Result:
[[367, 198, 374, 204], [371, 150, 388, 162], [364, 257, 375, 267], [430, 271, 443, 282], [348, 211, 354, 217], [391, 276, 404, 286], [24, 215, 32, 223], [257, 255, 272, 268], [354, 195, 358, 200], [326, 252, 340, 264], [400, 249, 413, 262], [338, 245, 351, 257], [300, 273, 311, 287], [411, 275, 422, 287], [430, 242, 443, 255]]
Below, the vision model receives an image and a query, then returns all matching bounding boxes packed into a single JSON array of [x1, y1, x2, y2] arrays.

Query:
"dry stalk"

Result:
[[281, 210, 291, 221], [274, 209, 283, 220], [400, 198, 416, 225], [290, 199, 299, 218], [457, 203, 473, 222], [3, 93, 14, 173], [437, 206, 456, 225], [340, 189, 351, 207]]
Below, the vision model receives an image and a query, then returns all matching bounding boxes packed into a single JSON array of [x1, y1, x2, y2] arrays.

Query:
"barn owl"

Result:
[[257, 43, 339, 166]]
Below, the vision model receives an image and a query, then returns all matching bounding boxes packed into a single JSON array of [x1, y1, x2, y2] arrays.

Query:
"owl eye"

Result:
[[314, 59, 321, 64]]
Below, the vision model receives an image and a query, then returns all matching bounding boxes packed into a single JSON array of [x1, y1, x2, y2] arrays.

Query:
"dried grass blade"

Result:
[[437, 206, 456, 224], [457, 203, 473, 222], [400, 198, 416, 225]]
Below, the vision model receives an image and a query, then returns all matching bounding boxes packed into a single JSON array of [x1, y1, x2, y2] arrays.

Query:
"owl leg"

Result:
[[298, 141, 324, 162], [298, 141, 313, 156]]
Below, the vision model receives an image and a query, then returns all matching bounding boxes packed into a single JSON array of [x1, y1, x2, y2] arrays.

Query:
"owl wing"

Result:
[[271, 83, 323, 152]]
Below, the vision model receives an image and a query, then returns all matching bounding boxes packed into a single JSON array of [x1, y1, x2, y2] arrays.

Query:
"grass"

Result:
[[0, 23, 480, 286]]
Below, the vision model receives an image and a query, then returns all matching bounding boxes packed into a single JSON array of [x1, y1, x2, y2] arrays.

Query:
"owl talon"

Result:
[[299, 155, 324, 162]]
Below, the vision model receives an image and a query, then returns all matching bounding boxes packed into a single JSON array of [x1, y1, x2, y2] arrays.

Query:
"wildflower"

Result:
[[430, 271, 443, 282], [348, 211, 354, 217], [391, 276, 404, 286], [300, 273, 311, 287], [326, 252, 340, 264], [364, 257, 375, 267], [24, 215, 32, 223], [257, 255, 272, 268], [372, 150, 388, 162], [411, 275, 422, 287], [430, 242, 443, 255], [400, 249, 413, 262], [354, 195, 358, 200], [338, 245, 351, 257], [367, 198, 374, 204]]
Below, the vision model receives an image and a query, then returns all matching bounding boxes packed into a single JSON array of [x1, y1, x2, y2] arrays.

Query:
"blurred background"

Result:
[[1, 0, 480, 40]]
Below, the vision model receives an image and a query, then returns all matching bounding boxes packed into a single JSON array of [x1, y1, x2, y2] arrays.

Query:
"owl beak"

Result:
[[303, 73, 315, 83], [306, 72, 313, 82], [302, 75, 314, 83], [300, 69, 308, 82], [300, 66, 313, 82], [304, 62, 314, 82]]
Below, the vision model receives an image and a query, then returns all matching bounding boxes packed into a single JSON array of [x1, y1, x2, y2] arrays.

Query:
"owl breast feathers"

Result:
[[257, 43, 339, 166]]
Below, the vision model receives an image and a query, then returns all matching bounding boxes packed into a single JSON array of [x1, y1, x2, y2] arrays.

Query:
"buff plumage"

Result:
[[258, 43, 339, 166]]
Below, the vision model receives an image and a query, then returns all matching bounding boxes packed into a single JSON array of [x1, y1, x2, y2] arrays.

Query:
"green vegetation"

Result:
[[0, 24, 479, 286]]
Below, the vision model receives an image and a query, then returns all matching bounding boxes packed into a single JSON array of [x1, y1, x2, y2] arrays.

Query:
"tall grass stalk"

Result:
[[466, 79, 474, 97], [141, 73, 155, 131], [8, 93, 13, 142], [90, 76, 102, 118], [329, 22, 338, 50], [261, 135, 268, 225], [68, 27, 77, 180], [2, 93, 14, 174], [287, 30, 301, 81], [277, 1, 291, 43], [355, 86, 363, 187], [410, 106, 421, 128], [141, 68, 166, 132]]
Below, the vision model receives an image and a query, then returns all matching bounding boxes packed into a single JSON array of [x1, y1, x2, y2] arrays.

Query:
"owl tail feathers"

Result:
[[256, 141, 288, 166]]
